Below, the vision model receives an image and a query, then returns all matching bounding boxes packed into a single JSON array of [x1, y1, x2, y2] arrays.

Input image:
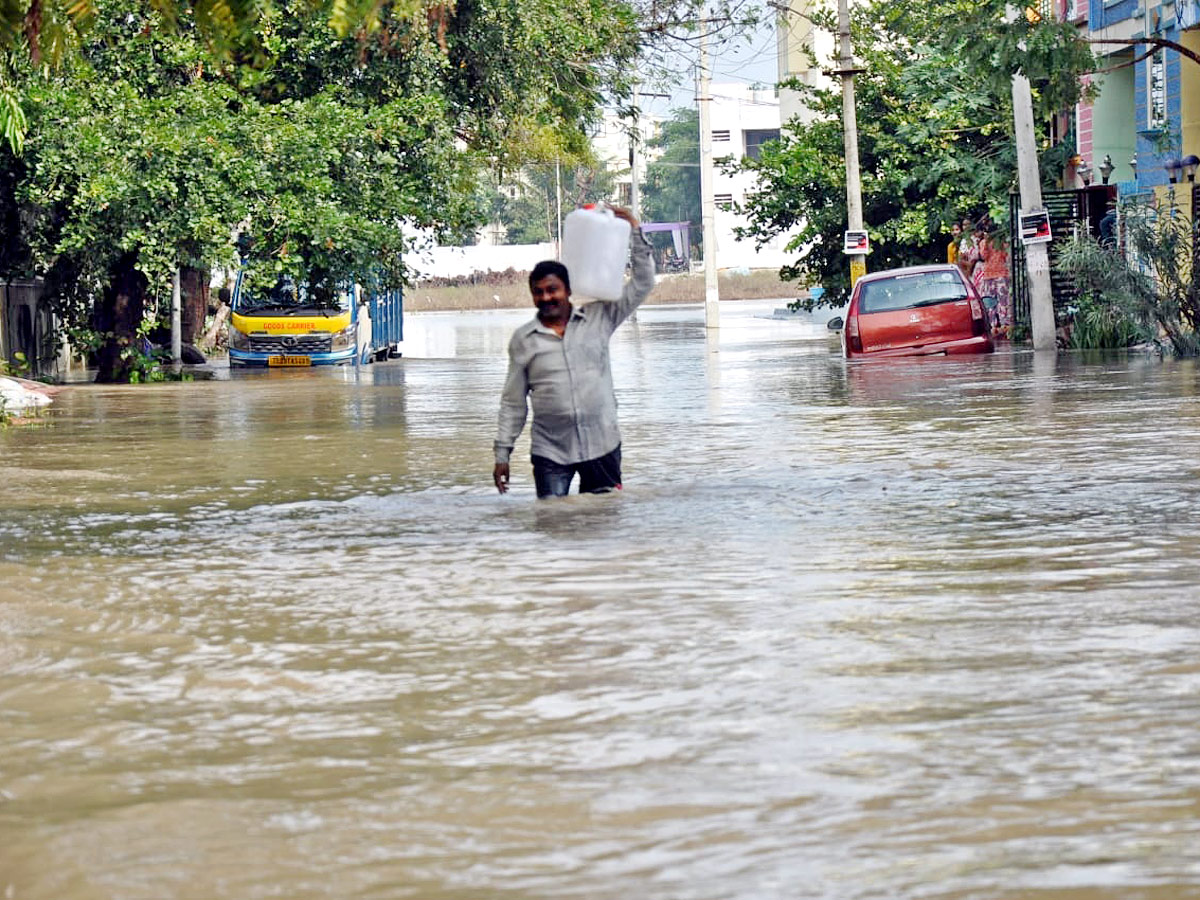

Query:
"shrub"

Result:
[[1054, 196, 1200, 354]]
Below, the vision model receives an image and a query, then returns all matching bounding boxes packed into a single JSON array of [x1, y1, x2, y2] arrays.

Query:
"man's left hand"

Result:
[[493, 462, 510, 494]]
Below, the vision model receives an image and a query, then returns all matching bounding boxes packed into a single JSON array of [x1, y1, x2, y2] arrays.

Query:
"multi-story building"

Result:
[[776, 0, 837, 125], [590, 109, 663, 211], [707, 82, 796, 269], [1077, 0, 1190, 189]]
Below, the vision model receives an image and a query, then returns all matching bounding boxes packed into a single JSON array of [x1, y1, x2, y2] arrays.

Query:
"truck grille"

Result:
[[247, 333, 333, 354]]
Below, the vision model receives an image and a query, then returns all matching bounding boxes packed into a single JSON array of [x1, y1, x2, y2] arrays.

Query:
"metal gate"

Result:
[[1009, 185, 1116, 332], [1, 280, 61, 378]]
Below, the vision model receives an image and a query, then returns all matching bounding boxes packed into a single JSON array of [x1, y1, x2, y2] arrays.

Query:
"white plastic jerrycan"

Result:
[[561, 205, 632, 302]]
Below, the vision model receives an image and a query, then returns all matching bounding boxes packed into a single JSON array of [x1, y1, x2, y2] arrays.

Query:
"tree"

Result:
[[1, 0, 760, 152], [3, 0, 644, 379], [484, 161, 619, 245], [3, 0, 761, 380], [737, 0, 1096, 306], [641, 106, 700, 228]]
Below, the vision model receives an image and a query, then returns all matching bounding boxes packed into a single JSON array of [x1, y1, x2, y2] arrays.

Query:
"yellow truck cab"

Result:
[[228, 273, 402, 367]]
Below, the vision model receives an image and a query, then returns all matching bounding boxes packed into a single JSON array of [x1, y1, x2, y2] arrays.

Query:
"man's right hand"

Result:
[[493, 462, 510, 494]]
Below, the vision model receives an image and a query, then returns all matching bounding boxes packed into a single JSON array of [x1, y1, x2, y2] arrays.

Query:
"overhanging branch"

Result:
[[1086, 35, 1200, 68]]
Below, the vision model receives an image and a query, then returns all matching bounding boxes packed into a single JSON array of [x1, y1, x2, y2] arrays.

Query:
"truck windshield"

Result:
[[236, 276, 352, 314]]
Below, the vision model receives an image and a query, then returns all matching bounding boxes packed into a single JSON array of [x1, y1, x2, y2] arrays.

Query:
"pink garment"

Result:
[[976, 239, 1009, 282]]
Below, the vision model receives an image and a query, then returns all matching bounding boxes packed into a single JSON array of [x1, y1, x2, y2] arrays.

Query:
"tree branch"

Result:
[[1085, 35, 1200, 69], [1090, 45, 1156, 75]]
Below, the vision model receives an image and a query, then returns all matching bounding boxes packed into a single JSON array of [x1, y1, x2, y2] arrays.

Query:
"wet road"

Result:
[[3, 300, 1200, 899]]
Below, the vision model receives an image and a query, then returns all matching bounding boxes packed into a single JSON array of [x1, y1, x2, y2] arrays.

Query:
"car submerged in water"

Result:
[[840, 265, 993, 358]]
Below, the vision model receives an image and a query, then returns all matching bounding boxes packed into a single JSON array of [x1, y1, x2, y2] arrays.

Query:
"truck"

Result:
[[227, 272, 403, 367]]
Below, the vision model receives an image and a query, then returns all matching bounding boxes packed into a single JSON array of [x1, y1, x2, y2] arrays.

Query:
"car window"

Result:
[[859, 272, 968, 313]]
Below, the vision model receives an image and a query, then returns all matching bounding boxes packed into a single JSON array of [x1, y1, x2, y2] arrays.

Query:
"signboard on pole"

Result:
[[1019, 210, 1052, 245], [843, 230, 869, 254]]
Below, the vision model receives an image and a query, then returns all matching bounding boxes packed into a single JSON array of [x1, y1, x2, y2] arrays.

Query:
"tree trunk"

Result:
[[198, 302, 229, 353], [180, 265, 209, 345], [94, 252, 147, 383]]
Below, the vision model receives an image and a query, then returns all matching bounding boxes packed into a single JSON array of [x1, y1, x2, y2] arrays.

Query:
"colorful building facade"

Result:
[[1083, 0, 1200, 190]]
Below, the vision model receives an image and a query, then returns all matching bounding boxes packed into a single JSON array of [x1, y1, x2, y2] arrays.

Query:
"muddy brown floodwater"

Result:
[[4, 300, 1200, 900]]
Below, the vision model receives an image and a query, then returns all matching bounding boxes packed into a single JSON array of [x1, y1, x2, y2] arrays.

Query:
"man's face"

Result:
[[532, 274, 570, 320]]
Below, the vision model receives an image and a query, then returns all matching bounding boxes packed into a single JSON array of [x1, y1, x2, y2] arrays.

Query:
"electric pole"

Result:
[[629, 86, 668, 223], [1011, 72, 1056, 351], [836, 0, 866, 286], [698, 24, 720, 329], [171, 267, 182, 366], [631, 85, 641, 222], [555, 160, 563, 260]]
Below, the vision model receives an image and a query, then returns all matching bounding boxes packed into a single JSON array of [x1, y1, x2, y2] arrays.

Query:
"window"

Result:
[[858, 271, 968, 314], [1149, 48, 1166, 130], [712, 129, 731, 142], [743, 129, 781, 160]]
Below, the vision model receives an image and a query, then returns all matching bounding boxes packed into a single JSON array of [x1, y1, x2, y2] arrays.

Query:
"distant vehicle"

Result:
[[661, 254, 689, 274], [842, 264, 993, 358], [228, 273, 402, 368]]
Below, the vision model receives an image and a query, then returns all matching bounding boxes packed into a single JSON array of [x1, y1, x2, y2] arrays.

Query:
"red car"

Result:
[[842, 264, 994, 358]]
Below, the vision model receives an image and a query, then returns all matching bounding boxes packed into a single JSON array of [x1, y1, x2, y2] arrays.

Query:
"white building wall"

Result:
[[776, 0, 839, 126], [591, 110, 662, 210], [707, 83, 799, 271]]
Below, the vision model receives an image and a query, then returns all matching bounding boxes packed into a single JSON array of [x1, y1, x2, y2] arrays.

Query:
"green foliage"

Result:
[[1054, 199, 1200, 354], [3, 0, 651, 379], [1053, 235, 1152, 349], [0, 0, 674, 153], [737, 0, 1098, 307], [642, 106, 700, 228], [1123, 199, 1200, 355], [122, 323, 193, 382], [0, 350, 31, 376], [485, 160, 619, 245]]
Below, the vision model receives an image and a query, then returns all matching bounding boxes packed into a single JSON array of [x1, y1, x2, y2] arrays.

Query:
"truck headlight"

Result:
[[330, 321, 358, 351], [228, 323, 250, 350]]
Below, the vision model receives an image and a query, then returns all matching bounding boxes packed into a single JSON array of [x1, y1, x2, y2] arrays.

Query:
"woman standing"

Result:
[[974, 227, 1011, 337]]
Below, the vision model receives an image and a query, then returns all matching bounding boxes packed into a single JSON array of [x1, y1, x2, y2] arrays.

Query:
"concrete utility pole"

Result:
[[170, 267, 182, 365], [555, 160, 563, 260], [1011, 72, 1056, 351], [697, 23, 720, 329], [836, 0, 866, 286], [629, 87, 668, 224], [631, 85, 641, 222]]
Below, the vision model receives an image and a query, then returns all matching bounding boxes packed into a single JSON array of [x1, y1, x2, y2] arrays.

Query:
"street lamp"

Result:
[[1165, 157, 1183, 183], [1130, 153, 1138, 179], [1078, 162, 1092, 185], [1183, 154, 1200, 182], [1099, 154, 1115, 184]]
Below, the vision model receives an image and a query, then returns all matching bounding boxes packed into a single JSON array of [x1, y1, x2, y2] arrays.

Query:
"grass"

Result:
[[404, 270, 808, 312]]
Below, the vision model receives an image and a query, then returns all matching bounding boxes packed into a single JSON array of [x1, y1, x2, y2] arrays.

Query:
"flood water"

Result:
[[4, 300, 1200, 900]]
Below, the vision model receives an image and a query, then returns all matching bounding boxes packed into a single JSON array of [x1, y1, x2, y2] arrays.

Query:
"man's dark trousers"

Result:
[[531, 445, 622, 498]]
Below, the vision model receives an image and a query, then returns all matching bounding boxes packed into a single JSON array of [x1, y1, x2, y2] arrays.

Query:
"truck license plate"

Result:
[[267, 355, 312, 367]]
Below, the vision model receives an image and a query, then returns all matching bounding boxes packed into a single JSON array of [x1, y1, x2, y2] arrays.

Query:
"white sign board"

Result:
[[1019, 210, 1052, 245], [843, 230, 870, 255]]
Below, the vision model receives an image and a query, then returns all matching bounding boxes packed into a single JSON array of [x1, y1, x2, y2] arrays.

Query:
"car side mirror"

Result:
[[981, 295, 998, 309], [826, 316, 844, 331]]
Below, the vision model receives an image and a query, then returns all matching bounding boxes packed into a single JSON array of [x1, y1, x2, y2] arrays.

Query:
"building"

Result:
[[1071, 0, 1200, 191], [589, 108, 663, 212], [707, 83, 796, 270], [776, 0, 837, 125]]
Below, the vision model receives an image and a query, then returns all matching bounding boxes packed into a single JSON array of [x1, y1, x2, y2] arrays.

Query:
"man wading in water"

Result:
[[493, 205, 655, 498]]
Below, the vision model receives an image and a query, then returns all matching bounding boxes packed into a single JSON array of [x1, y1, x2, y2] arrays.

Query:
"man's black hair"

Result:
[[529, 260, 570, 293]]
